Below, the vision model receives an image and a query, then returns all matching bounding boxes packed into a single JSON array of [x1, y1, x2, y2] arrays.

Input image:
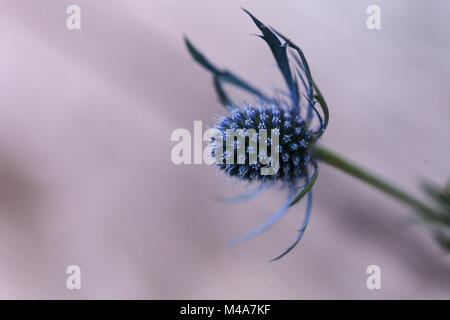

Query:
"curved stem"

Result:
[[312, 144, 435, 214]]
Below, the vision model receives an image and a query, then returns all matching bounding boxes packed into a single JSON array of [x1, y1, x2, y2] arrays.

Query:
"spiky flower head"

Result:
[[185, 9, 329, 259], [213, 104, 314, 185]]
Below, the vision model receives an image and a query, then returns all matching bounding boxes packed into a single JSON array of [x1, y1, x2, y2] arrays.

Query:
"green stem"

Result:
[[312, 144, 434, 214]]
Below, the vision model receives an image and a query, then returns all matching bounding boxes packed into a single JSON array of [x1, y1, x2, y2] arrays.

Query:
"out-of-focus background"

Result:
[[0, 0, 449, 299]]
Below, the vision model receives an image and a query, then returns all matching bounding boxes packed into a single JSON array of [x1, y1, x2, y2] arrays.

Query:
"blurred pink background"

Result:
[[0, 0, 449, 299]]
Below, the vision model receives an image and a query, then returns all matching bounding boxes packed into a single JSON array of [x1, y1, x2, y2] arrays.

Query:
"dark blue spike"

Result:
[[241, 9, 299, 109], [270, 27, 313, 93], [291, 53, 329, 134], [270, 190, 313, 261], [184, 36, 272, 107]]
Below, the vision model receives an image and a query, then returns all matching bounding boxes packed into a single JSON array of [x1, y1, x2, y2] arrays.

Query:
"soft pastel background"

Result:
[[0, 0, 449, 299]]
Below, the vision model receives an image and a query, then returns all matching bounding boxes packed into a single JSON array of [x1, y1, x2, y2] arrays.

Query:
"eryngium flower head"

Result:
[[185, 9, 329, 260], [212, 104, 314, 185]]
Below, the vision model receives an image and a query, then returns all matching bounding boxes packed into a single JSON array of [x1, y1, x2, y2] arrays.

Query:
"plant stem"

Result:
[[312, 144, 434, 214]]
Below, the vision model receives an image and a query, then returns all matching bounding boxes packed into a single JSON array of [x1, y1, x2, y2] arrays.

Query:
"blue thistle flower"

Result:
[[213, 104, 314, 185], [185, 9, 329, 260]]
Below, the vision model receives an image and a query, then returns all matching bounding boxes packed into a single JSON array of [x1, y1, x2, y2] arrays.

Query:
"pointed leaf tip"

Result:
[[241, 8, 266, 30]]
